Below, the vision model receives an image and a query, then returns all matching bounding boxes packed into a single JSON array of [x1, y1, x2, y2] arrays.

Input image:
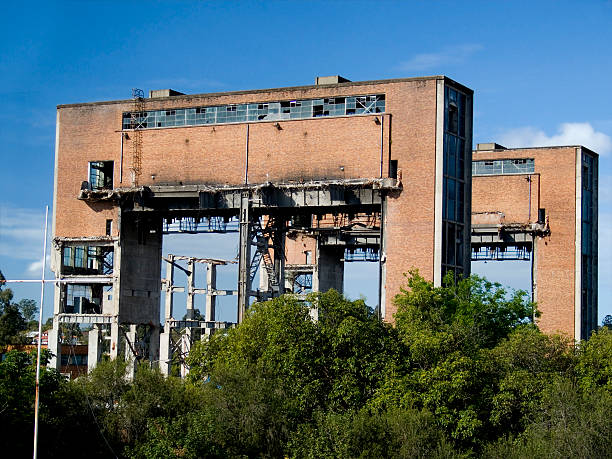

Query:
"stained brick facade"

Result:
[[472, 145, 598, 339], [53, 76, 474, 325]]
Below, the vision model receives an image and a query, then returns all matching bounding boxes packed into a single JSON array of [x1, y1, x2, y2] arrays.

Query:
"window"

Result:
[[122, 94, 385, 129], [472, 159, 534, 175], [74, 247, 85, 268], [443, 85, 469, 276], [89, 161, 113, 190], [63, 247, 72, 268]]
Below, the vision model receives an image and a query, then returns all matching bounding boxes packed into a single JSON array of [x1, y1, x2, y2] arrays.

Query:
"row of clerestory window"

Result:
[[122, 94, 385, 129], [472, 158, 535, 176]]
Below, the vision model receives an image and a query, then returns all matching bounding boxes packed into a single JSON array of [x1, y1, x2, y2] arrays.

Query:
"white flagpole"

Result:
[[33, 206, 48, 459]]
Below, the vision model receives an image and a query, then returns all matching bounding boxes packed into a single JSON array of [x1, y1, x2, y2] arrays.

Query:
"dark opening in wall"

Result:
[[89, 161, 114, 190], [389, 160, 398, 179]]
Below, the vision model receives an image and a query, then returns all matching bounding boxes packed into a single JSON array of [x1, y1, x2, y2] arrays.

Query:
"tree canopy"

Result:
[[0, 272, 610, 458]]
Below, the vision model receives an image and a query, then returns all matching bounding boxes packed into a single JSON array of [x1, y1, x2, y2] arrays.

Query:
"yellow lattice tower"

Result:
[[130, 88, 145, 186]]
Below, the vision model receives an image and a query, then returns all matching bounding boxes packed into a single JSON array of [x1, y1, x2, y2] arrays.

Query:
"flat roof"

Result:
[[473, 145, 598, 157], [57, 75, 472, 109]]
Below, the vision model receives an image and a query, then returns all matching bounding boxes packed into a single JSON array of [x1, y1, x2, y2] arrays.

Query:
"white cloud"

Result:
[[0, 205, 52, 281], [498, 123, 612, 155], [0, 205, 50, 261], [398, 44, 483, 72], [600, 177, 612, 206], [26, 255, 51, 274]]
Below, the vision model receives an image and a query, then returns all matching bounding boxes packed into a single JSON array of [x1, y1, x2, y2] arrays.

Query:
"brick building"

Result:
[[472, 143, 598, 339], [49, 75, 473, 371]]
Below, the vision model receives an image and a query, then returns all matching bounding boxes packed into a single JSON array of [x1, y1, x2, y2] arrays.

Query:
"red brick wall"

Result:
[[55, 77, 460, 322], [472, 174, 540, 224], [472, 147, 578, 338]]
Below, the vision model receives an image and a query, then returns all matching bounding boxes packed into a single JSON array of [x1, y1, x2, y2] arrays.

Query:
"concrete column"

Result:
[[148, 324, 160, 365], [259, 256, 268, 292], [316, 244, 344, 294], [285, 272, 294, 293], [205, 263, 217, 337], [164, 255, 175, 322], [124, 324, 137, 379], [47, 317, 61, 371], [378, 196, 387, 320], [186, 259, 195, 320], [159, 329, 171, 376], [273, 219, 286, 295], [87, 325, 102, 373], [180, 331, 191, 378], [110, 319, 121, 359], [237, 191, 252, 323]]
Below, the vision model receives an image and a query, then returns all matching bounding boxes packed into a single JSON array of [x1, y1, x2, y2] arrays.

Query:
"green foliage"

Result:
[[188, 290, 397, 416], [0, 271, 36, 344], [288, 406, 461, 459], [394, 270, 536, 351], [0, 303, 29, 345], [575, 327, 612, 392], [2, 272, 610, 457], [488, 327, 573, 435], [379, 271, 538, 446], [483, 379, 612, 459], [17, 298, 38, 322], [0, 350, 64, 456]]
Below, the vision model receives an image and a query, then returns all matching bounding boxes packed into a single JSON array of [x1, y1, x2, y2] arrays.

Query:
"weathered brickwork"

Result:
[[54, 76, 472, 322], [472, 146, 598, 339]]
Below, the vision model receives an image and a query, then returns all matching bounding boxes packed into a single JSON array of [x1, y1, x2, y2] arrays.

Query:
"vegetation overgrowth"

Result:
[[1, 272, 610, 458]]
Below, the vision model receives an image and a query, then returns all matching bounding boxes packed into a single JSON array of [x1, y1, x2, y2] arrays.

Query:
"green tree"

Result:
[[484, 379, 612, 459], [17, 298, 38, 322], [488, 327, 574, 436], [370, 271, 537, 447], [0, 303, 28, 345], [0, 270, 34, 344], [575, 327, 612, 392], [0, 350, 64, 456]]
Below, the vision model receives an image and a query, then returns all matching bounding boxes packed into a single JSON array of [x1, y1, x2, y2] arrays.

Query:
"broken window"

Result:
[[122, 94, 385, 129], [89, 161, 113, 190], [61, 245, 114, 275], [64, 284, 104, 314], [472, 159, 534, 175]]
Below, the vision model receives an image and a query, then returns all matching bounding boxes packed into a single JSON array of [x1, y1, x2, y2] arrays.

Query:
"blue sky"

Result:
[[1, 0, 611, 324]]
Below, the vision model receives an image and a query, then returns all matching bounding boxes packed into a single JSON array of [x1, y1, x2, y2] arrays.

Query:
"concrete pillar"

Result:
[[180, 331, 191, 378], [159, 329, 171, 376], [378, 195, 387, 320], [316, 244, 344, 293], [237, 191, 252, 323], [164, 255, 175, 323], [285, 272, 294, 293], [259, 256, 268, 292], [124, 324, 137, 379], [148, 324, 160, 365], [273, 220, 286, 295], [205, 263, 217, 321], [47, 317, 61, 371], [110, 319, 121, 359], [204, 263, 217, 338], [186, 259, 195, 320], [87, 325, 102, 373]]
